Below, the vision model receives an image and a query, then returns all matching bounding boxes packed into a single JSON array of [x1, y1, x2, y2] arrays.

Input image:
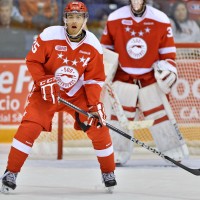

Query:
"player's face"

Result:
[[66, 13, 85, 35], [130, 0, 144, 11]]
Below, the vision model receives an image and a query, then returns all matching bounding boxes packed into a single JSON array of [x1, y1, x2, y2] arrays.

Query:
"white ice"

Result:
[[1, 144, 200, 200]]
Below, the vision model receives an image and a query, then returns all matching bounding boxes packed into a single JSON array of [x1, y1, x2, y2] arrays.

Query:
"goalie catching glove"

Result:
[[153, 60, 177, 94], [88, 102, 107, 128], [36, 75, 60, 104]]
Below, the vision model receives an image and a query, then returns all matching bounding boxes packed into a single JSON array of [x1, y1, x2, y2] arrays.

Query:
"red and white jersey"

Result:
[[26, 26, 105, 105], [101, 5, 176, 82]]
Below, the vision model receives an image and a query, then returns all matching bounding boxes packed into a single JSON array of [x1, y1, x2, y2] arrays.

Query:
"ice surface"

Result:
[[1, 144, 200, 200]]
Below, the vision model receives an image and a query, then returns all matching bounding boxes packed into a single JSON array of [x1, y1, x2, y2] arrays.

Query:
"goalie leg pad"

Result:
[[111, 81, 139, 121], [105, 81, 139, 164], [149, 121, 188, 161], [108, 120, 134, 164], [138, 83, 189, 161]]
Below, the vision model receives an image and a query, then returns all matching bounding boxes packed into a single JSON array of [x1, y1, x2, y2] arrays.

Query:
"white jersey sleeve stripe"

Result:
[[159, 47, 176, 54], [83, 80, 104, 87]]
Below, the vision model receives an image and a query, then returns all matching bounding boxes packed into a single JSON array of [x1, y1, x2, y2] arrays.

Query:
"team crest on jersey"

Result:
[[126, 37, 147, 59], [55, 45, 67, 51], [55, 66, 79, 89]]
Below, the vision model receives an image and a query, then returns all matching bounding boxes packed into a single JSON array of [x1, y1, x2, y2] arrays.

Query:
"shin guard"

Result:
[[139, 83, 189, 161]]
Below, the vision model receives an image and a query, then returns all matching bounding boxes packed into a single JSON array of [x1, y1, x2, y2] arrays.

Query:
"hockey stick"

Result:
[[155, 69, 189, 156], [58, 96, 200, 176], [160, 90, 185, 142], [155, 68, 185, 143]]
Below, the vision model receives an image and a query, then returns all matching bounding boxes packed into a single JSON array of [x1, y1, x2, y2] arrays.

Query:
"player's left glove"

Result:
[[88, 102, 107, 128], [153, 60, 177, 94], [36, 75, 60, 104]]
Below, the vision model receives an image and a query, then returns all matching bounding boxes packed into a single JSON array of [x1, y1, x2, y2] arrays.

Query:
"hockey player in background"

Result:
[[0, 1, 117, 193], [100, 0, 189, 165]]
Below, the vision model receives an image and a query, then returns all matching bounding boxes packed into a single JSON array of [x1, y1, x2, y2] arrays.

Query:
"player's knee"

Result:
[[14, 121, 43, 146], [86, 126, 111, 142]]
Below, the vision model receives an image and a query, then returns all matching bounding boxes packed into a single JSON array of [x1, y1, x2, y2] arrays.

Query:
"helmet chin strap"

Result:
[[64, 18, 87, 40]]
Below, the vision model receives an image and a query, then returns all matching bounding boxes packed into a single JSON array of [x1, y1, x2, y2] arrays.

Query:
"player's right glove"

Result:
[[88, 102, 107, 128], [36, 75, 60, 104]]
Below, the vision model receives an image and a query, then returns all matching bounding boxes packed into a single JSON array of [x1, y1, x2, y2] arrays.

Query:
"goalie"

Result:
[[100, 0, 189, 164]]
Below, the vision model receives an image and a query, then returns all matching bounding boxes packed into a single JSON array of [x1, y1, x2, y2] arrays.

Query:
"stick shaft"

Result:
[[58, 97, 200, 176]]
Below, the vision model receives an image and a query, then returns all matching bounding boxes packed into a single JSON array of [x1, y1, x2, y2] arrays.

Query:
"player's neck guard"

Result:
[[131, 5, 146, 17], [66, 29, 86, 41]]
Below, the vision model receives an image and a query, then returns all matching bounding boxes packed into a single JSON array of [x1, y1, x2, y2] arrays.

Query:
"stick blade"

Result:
[[165, 156, 200, 176]]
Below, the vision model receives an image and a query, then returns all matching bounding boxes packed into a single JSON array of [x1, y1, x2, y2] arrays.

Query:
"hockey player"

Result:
[[100, 0, 189, 164], [0, 1, 116, 193]]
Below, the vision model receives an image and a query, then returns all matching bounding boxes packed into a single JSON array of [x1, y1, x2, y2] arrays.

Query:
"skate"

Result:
[[0, 170, 18, 194], [102, 172, 117, 193]]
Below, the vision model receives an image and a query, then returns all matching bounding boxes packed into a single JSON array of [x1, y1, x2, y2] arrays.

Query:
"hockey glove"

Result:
[[153, 60, 177, 94], [88, 102, 106, 128], [36, 75, 60, 104]]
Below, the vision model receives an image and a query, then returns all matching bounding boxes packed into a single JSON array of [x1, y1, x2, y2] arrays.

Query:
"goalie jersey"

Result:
[[26, 26, 105, 106], [101, 5, 176, 85]]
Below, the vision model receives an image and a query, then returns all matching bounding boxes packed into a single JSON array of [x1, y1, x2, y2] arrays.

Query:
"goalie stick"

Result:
[[155, 67, 185, 142], [58, 96, 200, 176], [159, 90, 185, 142]]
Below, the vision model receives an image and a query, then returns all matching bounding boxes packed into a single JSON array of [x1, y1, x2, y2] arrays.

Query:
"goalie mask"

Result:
[[63, 1, 88, 39], [129, 0, 146, 16]]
